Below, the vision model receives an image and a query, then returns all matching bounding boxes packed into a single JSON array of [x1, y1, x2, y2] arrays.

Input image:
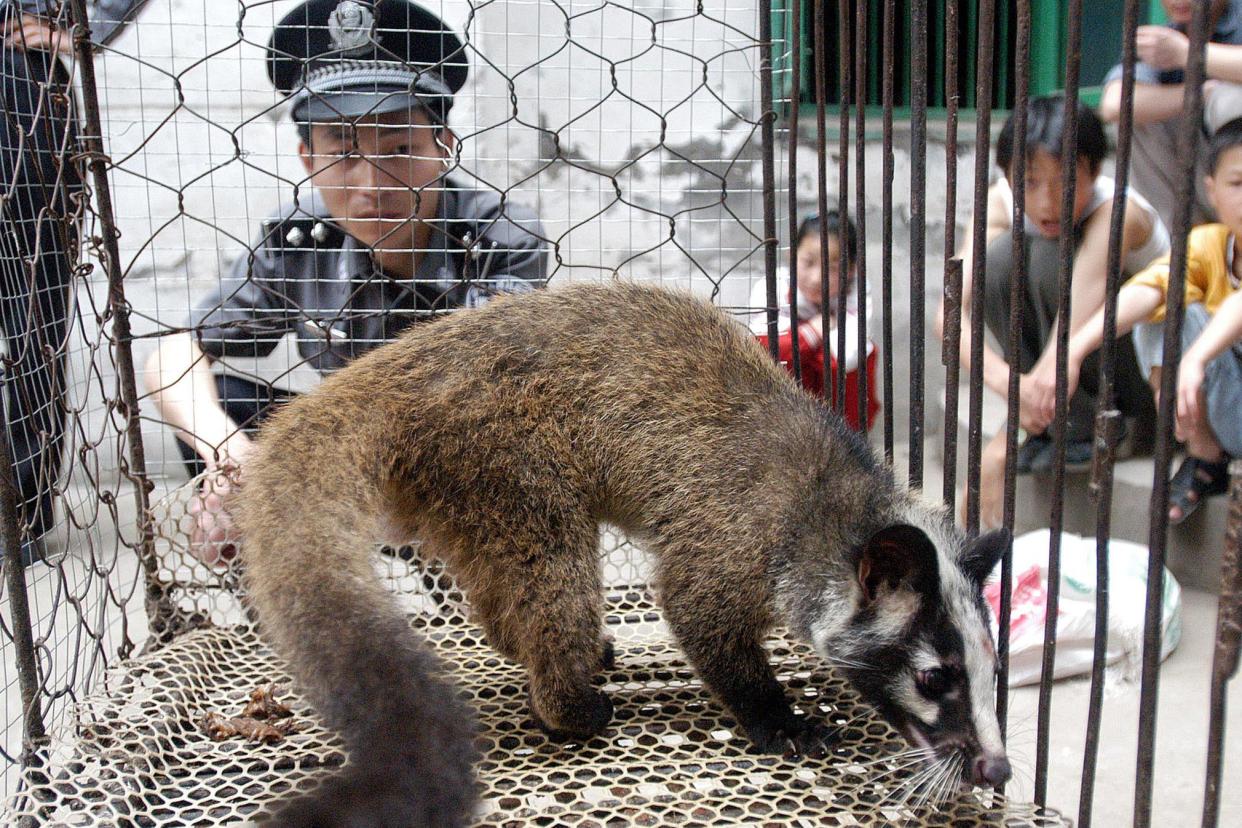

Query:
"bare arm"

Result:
[[1134, 23, 1242, 84], [142, 332, 256, 470], [1184, 290, 1242, 366], [1179, 290, 1242, 425], [1205, 42, 1242, 83], [1030, 197, 1153, 373], [1100, 78, 1190, 126], [1031, 283, 1165, 424], [143, 333, 256, 566], [935, 181, 1012, 397]]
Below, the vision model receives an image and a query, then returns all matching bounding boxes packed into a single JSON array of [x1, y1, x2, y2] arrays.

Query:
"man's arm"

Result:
[[142, 332, 256, 471], [1030, 197, 1153, 373], [1135, 23, 1242, 85], [1031, 282, 1165, 424], [1100, 79, 1190, 125], [141, 332, 255, 568]]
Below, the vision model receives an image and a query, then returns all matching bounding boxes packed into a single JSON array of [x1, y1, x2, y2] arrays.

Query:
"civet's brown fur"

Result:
[[237, 282, 930, 825]]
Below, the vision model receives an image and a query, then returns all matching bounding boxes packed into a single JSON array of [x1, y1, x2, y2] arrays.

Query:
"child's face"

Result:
[[1012, 149, 1098, 239], [1206, 145, 1242, 236], [795, 232, 851, 309]]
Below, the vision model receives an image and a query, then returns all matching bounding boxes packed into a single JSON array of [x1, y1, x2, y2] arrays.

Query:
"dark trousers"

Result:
[[174, 375, 296, 478], [0, 38, 81, 540], [981, 233, 1156, 443]]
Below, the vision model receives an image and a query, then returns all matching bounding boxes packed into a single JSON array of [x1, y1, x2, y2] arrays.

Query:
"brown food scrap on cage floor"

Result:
[[200, 712, 297, 745], [237, 281, 1015, 826], [241, 683, 293, 720]]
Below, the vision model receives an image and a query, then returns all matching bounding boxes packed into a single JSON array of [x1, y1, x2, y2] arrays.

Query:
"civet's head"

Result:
[[815, 514, 1011, 789]]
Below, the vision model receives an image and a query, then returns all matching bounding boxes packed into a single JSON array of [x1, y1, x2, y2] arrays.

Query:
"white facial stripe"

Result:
[[868, 589, 921, 641], [942, 555, 1006, 756], [898, 674, 940, 725], [899, 498, 1006, 756], [964, 624, 1005, 755]]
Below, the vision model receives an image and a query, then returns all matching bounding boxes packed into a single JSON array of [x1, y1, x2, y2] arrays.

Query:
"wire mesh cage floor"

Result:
[[3, 546, 1068, 827]]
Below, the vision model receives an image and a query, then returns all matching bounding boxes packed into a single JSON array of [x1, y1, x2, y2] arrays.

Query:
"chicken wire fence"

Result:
[[0, 0, 1235, 826]]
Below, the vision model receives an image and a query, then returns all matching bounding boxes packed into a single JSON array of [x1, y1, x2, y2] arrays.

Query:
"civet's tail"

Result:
[[238, 417, 477, 828]]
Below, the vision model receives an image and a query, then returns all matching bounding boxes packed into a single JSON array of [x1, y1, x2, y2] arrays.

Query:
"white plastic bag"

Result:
[[983, 529, 1182, 687]]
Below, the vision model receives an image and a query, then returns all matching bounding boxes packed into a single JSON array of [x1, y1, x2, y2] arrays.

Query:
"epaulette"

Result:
[[259, 214, 319, 250]]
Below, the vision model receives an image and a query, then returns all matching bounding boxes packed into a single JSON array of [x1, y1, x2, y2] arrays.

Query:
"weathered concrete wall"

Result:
[[68, 0, 980, 486]]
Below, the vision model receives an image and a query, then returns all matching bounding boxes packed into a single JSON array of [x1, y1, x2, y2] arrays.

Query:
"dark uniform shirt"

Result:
[[191, 180, 548, 373]]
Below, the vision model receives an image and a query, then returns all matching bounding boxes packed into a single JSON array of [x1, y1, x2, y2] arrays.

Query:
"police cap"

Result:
[[267, 0, 468, 124]]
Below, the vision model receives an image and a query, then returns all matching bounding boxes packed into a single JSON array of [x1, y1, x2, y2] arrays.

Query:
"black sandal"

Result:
[[1168, 455, 1231, 526]]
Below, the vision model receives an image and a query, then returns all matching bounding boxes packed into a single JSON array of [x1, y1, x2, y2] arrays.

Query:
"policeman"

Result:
[[144, 0, 548, 565]]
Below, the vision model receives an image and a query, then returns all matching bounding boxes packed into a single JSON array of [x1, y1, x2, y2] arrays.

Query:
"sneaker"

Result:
[[1062, 438, 1095, 473], [1015, 434, 1053, 475]]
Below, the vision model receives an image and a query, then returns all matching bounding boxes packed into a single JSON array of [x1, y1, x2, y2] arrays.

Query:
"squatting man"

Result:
[[143, 0, 548, 563]]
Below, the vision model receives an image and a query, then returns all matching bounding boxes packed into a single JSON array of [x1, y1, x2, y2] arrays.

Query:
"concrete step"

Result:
[[935, 382, 1230, 594]]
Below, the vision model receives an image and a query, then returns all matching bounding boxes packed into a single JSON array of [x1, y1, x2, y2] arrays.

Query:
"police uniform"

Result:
[[180, 0, 548, 476], [1, 1, 126, 563]]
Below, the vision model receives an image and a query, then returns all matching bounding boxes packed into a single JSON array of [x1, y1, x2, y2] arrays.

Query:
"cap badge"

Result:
[[328, 1, 376, 57]]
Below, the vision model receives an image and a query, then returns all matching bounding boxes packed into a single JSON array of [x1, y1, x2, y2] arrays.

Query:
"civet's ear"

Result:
[[857, 524, 939, 604], [959, 527, 1011, 585]]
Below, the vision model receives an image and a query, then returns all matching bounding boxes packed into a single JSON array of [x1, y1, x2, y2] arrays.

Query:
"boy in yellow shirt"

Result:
[[1033, 117, 1242, 523]]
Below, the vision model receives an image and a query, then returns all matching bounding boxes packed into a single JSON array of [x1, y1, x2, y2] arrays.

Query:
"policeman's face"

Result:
[[300, 108, 453, 258]]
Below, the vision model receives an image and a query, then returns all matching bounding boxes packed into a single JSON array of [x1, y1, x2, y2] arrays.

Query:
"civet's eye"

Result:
[[915, 667, 952, 700]]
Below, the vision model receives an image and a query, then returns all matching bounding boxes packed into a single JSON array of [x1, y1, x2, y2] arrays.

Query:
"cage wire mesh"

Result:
[[0, 0, 1089, 824]]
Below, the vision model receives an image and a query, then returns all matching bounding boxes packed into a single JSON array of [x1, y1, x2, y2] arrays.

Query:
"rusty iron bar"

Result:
[[881, 0, 896, 463], [997, 0, 1032, 736], [943, 254, 963, 514], [940, 0, 961, 511], [1133, 3, 1210, 824], [1202, 460, 1242, 827], [0, 418, 47, 770], [1203, 461, 1242, 824], [831, 0, 849, 419], [965, 0, 997, 534], [907, 0, 928, 488], [760, 0, 780, 362], [785, 0, 802, 381], [853, 0, 867, 433], [66, 0, 166, 635], [813, 0, 829, 392], [1078, 1, 1142, 824], [1033, 0, 1085, 806]]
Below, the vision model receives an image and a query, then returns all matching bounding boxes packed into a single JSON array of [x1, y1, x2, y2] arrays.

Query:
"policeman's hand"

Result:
[[188, 464, 243, 568], [4, 13, 73, 56], [1136, 25, 1189, 71]]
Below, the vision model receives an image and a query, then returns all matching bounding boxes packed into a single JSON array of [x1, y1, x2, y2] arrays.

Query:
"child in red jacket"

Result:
[[750, 211, 879, 432]]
